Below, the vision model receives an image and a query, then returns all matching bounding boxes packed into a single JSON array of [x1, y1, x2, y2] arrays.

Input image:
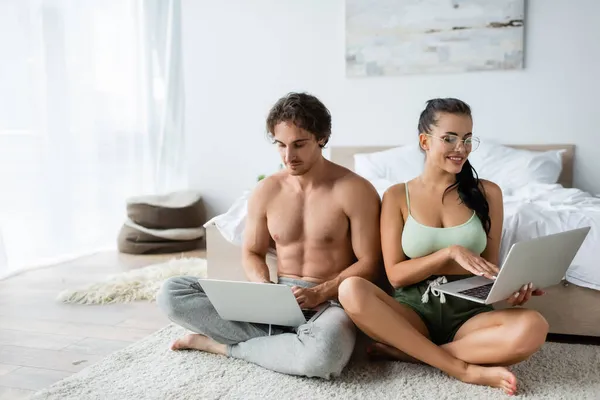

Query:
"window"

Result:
[[0, 1, 43, 135]]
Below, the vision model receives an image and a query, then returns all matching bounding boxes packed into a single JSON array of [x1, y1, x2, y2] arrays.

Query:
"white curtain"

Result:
[[0, 0, 186, 278]]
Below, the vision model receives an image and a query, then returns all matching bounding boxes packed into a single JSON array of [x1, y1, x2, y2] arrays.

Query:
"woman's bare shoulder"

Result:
[[479, 179, 503, 199], [382, 182, 408, 205]]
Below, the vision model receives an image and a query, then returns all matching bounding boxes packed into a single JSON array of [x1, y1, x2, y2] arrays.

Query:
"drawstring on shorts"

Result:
[[421, 276, 448, 304]]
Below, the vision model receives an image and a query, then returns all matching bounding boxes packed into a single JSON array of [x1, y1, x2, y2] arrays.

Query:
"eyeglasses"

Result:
[[424, 134, 480, 151]]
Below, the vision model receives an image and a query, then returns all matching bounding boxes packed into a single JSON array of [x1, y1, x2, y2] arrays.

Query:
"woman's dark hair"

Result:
[[266, 92, 332, 148], [418, 98, 491, 235]]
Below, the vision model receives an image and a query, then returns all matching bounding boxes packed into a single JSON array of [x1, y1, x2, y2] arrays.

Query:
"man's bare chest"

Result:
[[266, 194, 349, 245]]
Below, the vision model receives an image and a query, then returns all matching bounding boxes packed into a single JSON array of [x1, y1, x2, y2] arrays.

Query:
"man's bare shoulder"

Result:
[[256, 172, 285, 191], [329, 163, 380, 204], [248, 173, 284, 209]]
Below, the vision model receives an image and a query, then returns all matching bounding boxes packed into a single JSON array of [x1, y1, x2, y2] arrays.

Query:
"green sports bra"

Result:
[[401, 182, 487, 259]]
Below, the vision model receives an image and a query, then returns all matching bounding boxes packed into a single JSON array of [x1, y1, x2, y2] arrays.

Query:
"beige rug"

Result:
[[56, 258, 207, 305], [31, 324, 600, 400]]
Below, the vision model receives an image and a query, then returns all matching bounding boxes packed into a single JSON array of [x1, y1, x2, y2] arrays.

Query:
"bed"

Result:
[[205, 143, 600, 337]]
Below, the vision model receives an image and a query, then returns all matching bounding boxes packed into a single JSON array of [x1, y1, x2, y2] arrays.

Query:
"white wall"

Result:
[[183, 0, 600, 218]]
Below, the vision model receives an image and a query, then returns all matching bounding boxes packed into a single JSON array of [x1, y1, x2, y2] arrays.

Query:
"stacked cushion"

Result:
[[118, 191, 205, 254]]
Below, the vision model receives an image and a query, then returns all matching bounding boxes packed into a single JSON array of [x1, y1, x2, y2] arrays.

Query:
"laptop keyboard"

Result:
[[302, 309, 318, 320], [458, 283, 494, 300]]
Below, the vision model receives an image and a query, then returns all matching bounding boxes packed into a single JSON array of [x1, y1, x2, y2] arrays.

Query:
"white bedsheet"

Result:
[[500, 183, 600, 290], [205, 182, 600, 291]]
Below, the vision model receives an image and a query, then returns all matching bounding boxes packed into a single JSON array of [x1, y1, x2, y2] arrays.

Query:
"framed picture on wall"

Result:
[[345, 0, 525, 77]]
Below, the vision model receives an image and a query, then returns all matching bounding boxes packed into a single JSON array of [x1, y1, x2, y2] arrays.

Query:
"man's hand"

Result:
[[506, 282, 545, 306], [292, 286, 325, 309]]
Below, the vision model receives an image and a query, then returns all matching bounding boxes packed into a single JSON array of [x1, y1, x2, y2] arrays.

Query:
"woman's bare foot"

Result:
[[367, 342, 423, 364], [170, 333, 227, 355], [462, 364, 518, 395]]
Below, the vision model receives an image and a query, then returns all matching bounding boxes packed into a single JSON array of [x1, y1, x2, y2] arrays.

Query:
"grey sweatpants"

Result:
[[157, 276, 356, 379]]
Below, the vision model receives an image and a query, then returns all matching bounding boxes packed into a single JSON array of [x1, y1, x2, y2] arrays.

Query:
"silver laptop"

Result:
[[196, 279, 330, 327], [436, 227, 590, 304]]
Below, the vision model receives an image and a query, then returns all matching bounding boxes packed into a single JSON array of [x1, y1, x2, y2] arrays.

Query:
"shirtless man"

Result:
[[157, 92, 382, 379]]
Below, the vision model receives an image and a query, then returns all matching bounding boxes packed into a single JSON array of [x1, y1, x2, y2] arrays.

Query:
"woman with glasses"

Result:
[[338, 98, 548, 395]]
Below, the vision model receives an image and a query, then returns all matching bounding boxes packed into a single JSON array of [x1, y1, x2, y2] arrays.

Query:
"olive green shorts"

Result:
[[393, 275, 494, 345]]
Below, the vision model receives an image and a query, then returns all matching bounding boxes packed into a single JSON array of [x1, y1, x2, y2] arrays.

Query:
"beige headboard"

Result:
[[329, 144, 575, 188]]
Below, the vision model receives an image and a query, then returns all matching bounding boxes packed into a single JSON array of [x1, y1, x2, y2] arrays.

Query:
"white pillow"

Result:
[[368, 178, 397, 198], [353, 144, 424, 183], [468, 141, 564, 191], [203, 191, 277, 255], [353, 141, 564, 193], [203, 190, 251, 247]]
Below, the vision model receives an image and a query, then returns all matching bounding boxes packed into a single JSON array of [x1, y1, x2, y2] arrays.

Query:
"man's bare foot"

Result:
[[170, 333, 227, 355], [367, 342, 423, 364], [462, 364, 518, 395]]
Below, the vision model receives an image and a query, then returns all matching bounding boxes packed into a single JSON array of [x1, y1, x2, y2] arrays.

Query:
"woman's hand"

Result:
[[506, 282, 545, 306], [449, 245, 500, 280]]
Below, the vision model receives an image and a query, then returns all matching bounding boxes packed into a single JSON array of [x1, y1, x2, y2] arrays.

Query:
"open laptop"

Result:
[[435, 227, 591, 304], [196, 279, 330, 328]]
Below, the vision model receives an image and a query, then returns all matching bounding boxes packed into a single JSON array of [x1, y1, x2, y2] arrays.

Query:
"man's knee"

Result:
[[295, 351, 343, 379], [297, 309, 356, 379], [157, 276, 190, 320], [299, 340, 355, 379]]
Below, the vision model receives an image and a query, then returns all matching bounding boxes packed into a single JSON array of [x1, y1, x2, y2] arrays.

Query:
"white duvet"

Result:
[[500, 183, 600, 291], [206, 182, 600, 291]]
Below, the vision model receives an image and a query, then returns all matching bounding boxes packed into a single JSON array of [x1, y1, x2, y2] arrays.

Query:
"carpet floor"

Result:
[[31, 324, 600, 399]]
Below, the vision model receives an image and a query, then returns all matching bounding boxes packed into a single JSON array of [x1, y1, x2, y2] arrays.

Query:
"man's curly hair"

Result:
[[266, 92, 332, 148]]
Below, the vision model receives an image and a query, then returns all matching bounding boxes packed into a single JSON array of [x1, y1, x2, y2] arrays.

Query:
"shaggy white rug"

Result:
[[56, 258, 207, 304], [31, 324, 600, 400]]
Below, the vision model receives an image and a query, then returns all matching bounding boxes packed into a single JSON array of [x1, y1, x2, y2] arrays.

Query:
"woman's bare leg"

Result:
[[338, 277, 517, 395], [442, 308, 549, 366], [367, 342, 424, 363], [362, 289, 429, 363]]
